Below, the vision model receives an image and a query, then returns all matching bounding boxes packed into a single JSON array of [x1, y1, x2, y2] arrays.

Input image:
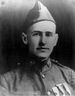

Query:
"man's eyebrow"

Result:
[[31, 31, 42, 33], [31, 31, 54, 34], [32, 31, 53, 33], [46, 31, 53, 33], [46, 31, 55, 34]]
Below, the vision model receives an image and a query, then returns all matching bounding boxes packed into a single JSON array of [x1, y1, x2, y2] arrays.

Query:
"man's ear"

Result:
[[54, 33, 58, 47], [22, 32, 28, 45]]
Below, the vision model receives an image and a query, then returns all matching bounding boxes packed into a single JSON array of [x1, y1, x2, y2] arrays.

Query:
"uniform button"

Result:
[[17, 62, 21, 66], [42, 74, 45, 78], [40, 73, 45, 78], [47, 91, 51, 96], [30, 61, 33, 64]]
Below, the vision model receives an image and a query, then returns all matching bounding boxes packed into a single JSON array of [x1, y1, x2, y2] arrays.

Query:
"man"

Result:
[[0, 1, 75, 96]]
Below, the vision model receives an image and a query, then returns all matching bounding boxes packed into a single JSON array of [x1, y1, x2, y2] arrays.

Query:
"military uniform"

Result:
[[0, 1, 75, 96], [0, 58, 75, 96]]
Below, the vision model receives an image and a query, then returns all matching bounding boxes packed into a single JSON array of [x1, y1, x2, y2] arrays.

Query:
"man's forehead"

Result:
[[27, 21, 56, 33]]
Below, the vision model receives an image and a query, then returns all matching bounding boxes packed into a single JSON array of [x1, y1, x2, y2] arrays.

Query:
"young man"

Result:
[[0, 1, 75, 96]]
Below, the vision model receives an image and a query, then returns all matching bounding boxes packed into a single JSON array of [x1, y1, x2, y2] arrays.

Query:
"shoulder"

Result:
[[2, 68, 20, 79], [51, 59, 75, 80], [0, 68, 20, 90], [51, 59, 73, 72], [51, 59, 75, 89]]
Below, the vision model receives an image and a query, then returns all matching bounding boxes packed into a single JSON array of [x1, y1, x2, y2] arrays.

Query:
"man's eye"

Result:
[[32, 32, 40, 36], [46, 32, 53, 37]]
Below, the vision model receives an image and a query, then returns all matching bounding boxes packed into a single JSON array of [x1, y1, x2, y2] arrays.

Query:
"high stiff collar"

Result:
[[23, 55, 52, 73]]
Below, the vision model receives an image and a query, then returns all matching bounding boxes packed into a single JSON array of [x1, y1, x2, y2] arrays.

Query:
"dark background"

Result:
[[0, 0, 75, 73]]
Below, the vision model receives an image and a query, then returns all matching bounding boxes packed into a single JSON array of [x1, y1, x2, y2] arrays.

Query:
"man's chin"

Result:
[[36, 53, 50, 59]]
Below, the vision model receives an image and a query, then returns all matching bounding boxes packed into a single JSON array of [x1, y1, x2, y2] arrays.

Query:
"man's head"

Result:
[[22, 1, 58, 59]]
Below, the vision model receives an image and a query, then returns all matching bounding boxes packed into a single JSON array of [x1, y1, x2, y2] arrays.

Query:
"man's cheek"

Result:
[[48, 41, 55, 46], [30, 43, 35, 51]]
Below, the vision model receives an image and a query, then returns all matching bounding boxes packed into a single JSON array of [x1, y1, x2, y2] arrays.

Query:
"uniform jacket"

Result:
[[0, 59, 75, 96]]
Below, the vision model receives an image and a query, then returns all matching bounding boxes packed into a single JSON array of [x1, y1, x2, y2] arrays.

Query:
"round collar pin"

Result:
[[40, 72, 45, 78]]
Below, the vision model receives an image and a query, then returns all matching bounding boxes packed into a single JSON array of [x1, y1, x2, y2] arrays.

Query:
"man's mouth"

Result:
[[37, 47, 49, 50]]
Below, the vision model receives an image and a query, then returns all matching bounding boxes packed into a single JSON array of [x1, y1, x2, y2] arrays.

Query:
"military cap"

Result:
[[23, 0, 56, 33]]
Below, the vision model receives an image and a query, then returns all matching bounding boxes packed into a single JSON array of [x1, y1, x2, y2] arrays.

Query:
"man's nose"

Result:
[[39, 35, 46, 46]]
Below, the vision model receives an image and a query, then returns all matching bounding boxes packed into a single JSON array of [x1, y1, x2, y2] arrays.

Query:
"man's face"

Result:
[[23, 21, 58, 59]]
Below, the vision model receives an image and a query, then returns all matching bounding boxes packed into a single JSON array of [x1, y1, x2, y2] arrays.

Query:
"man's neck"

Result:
[[27, 54, 50, 71], [29, 54, 49, 63]]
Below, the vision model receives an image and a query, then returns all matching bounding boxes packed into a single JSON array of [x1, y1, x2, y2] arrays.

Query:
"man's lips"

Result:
[[37, 47, 49, 50]]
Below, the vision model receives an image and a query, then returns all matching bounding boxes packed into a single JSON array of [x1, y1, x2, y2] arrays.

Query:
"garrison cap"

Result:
[[24, 1, 56, 32]]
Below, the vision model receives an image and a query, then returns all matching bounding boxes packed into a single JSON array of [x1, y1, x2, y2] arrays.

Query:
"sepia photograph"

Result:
[[0, 0, 75, 95]]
